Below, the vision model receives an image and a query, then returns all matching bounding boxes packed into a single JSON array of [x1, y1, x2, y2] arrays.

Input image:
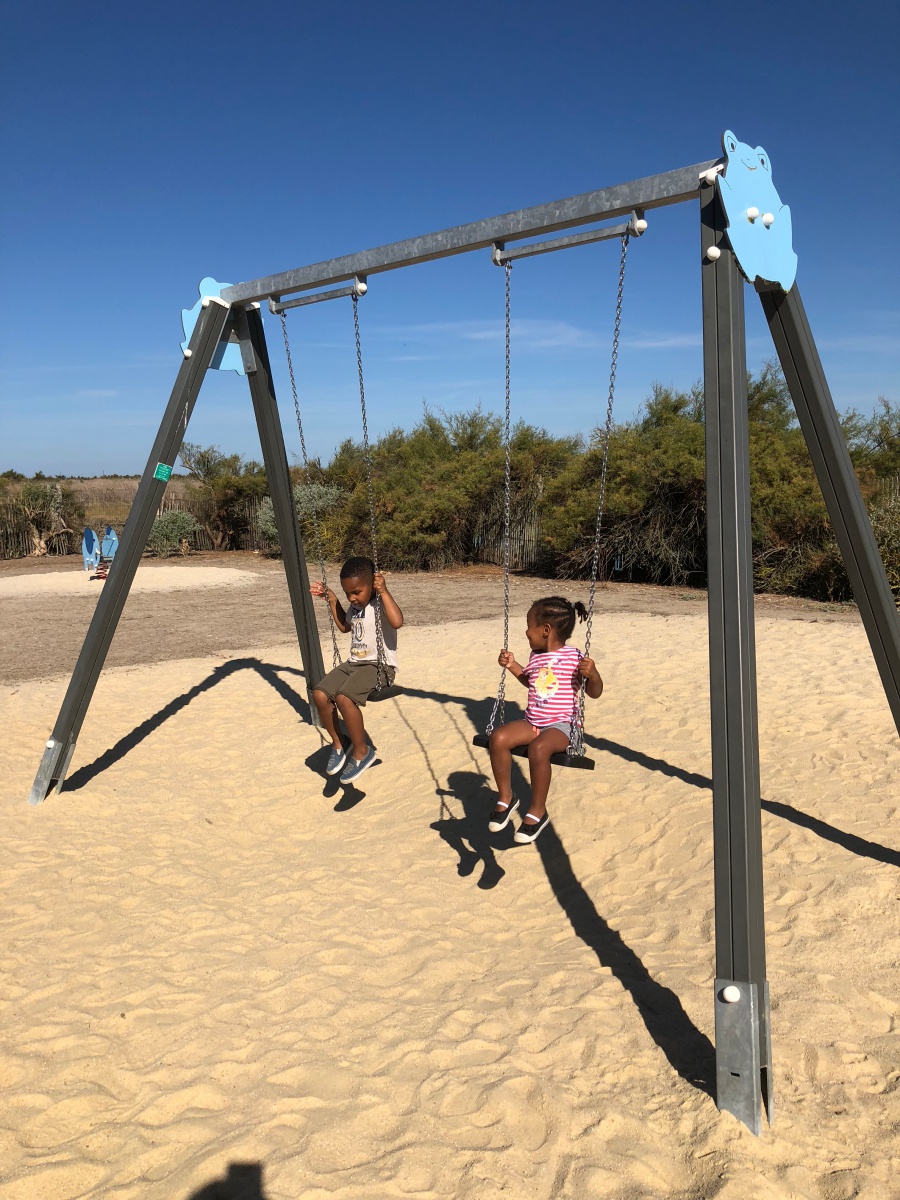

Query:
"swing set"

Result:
[[27, 133, 900, 1138]]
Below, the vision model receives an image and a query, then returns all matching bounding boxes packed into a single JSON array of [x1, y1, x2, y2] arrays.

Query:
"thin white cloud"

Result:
[[373, 318, 704, 352], [624, 333, 703, 350]]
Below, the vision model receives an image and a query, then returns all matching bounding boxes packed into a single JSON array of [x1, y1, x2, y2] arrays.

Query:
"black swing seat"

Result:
[[368, 683, 403, 702], [471, 733, 595, 771]]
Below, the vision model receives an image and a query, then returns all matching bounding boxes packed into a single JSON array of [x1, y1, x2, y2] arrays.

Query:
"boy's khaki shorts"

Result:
[[314, 661, 396, 707]]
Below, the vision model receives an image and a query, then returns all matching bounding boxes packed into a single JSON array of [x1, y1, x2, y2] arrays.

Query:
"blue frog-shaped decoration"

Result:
[[180, 277, 244, 375], [717, 131, 797, 292]]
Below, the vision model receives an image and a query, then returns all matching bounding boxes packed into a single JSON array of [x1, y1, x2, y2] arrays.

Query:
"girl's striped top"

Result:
[[523, 645, 582, 726]]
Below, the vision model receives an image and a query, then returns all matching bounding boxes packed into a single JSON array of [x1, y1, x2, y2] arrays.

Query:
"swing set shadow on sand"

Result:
[[27, 134, 900, 1138]]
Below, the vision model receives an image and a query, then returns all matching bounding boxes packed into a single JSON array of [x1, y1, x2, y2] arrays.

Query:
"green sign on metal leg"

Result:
[[153, 463, 173, 482]]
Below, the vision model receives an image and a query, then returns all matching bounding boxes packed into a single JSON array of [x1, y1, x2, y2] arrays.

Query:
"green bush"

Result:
[[178, 443, 267, 550], [102, 377, 900, 607], [258, 483, 344, 553], [323, 406, 577, 571], [147, 510, 199, 558], [870, 496, 900, 601], [539, 364, 883, 601]]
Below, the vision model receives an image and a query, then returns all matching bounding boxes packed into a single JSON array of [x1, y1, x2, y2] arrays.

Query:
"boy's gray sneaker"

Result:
[[326, 744, 348, 776], [340, 745, 376, 784]]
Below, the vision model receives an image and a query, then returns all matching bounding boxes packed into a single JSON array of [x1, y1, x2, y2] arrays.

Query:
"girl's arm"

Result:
[[374, 573, 404, 629], [310, 581, 351, 633], [499, 650, 530, 687], [578, 656, 604, 699]]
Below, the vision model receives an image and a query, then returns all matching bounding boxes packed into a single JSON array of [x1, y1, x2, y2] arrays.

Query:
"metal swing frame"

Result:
[[27, 152, 900, 1140]]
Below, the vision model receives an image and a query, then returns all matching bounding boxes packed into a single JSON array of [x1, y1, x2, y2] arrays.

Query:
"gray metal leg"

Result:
[[234, 307, 325, 719], [701, 184, 772, 1134], [28, 299, 232, 804], [760, 284, 900, 734]]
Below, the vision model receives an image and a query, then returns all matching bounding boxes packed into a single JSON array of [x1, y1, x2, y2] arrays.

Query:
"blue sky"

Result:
[[1, 0, 897, 476]]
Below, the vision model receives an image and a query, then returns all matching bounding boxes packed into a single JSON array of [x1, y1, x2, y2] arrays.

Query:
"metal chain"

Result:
[[279, 310, 341, 667], [352, 293, 387, 690], [569, 233, 629, 756], [485, 260, 513, 735]]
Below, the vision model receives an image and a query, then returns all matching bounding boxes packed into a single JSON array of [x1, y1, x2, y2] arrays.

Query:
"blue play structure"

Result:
[[81, 525, 118, 578], [101, 525, 119, 561], [81, 528, 100, 572]]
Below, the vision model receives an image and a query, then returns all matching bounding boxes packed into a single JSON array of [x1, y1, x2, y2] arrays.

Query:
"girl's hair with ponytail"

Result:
[[530, 596, 588, 641]]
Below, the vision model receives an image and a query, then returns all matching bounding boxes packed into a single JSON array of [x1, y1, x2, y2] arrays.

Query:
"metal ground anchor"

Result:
[[715, 978, 773, 1136], [29, 735, 77, 805]]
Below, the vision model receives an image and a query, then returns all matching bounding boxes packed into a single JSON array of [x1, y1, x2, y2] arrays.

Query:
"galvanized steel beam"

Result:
[[221, 160, 717, 305]]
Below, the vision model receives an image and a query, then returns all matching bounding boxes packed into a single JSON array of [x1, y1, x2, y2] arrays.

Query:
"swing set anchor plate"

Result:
[[471, 734, 595, 771]]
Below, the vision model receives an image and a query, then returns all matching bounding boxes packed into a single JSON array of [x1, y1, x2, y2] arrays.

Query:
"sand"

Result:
[[0, 566, 257, 600], [1, 575, 899, 1198]]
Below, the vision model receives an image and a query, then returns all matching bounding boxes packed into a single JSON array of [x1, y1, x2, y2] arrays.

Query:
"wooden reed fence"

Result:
[[472, 493, 545, 572], [0, 492, 275, 559], [877, 474, 900, 503]]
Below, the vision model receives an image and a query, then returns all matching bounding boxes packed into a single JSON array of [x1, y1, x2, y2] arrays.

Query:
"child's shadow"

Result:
[[430, 770, 513, 890]]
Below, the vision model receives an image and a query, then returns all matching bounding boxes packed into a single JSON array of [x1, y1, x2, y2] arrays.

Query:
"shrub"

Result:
[[147, 510, 199, 557], [323, 406, 576, 571], [258, 484, 345, 554], [870, 496, 900, 602], [17, 482, 84, 556], [178, 442, 267, 550]]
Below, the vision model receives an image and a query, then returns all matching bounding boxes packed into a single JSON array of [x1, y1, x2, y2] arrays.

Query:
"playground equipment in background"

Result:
[[81, 525, 118, 580]]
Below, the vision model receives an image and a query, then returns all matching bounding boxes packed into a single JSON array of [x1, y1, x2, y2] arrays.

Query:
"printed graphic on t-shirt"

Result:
[[525, 646, 581, 726], [533, 663, 559, 700], [351, 616, 368, 659]]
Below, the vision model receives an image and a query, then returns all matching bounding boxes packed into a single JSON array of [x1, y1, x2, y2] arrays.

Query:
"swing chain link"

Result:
[[569, 232, 629, 756], [486, 260, 513, 736], [353, 293, 387, 691], [279, 310, 341, 668]]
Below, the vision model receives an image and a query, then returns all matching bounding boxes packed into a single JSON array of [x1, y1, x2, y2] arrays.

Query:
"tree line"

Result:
[[4, 364, 900, 603]]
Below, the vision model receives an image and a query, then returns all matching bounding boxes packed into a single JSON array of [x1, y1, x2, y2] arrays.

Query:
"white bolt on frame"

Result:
[[746, 206, 760, 221], [722, 985, 742, 1003], [706, 245, 722, 261], [762, 212, 775, 227]]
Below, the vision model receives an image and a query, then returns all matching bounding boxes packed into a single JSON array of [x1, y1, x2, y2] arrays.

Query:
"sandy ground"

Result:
[[0, 566, 258, 599], [1, 559, 898, 1199]]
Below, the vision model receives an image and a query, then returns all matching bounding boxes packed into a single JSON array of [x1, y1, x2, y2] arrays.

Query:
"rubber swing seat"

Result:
[[368, 684, 403, 703], [471, 733, 595, 771]]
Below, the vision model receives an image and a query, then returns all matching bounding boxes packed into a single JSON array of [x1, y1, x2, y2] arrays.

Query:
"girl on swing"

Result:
[[487, 596, 603, 843]]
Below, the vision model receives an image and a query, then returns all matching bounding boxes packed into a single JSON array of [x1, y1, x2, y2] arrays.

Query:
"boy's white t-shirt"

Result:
[[347, 600, 399, 668]]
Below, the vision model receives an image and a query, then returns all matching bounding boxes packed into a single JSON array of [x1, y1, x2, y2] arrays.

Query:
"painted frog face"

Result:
[[716, 130, 798, 291]]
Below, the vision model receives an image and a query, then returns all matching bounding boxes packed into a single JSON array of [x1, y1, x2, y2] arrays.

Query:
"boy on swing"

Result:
[[310, 556, 403, 784]]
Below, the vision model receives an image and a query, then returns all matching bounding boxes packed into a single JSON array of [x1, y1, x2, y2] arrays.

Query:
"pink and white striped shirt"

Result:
[[523, 645, 583, 727]]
